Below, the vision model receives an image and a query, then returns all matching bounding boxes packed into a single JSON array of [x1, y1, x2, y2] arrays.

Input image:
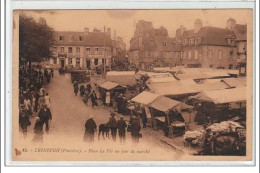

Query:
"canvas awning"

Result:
[[131, 91, 160, 105], [99, 81, 119, 90], [149, 96, 192, 112], [106, 71, 136, 86], [147, 76, 176, 84], [189, 87, 246, 104]]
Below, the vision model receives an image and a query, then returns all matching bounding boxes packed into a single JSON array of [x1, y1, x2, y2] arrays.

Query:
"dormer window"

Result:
[[59, 35, 64, 42], [79, 36, 83, 42], [163, 41, 167, 47]]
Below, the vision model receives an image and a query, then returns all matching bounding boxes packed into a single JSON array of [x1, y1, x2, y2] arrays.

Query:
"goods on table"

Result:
[[184, 130, 202, 139], [207, 121, 244, 134]]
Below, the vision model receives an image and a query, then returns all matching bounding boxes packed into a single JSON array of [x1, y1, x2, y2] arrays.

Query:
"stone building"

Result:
[[180, 19, 241, 69], [129, 20, 182, 70], [50, 27, 113, 70]]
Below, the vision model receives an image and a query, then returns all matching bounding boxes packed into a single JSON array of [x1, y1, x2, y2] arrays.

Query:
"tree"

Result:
[[19, 14, 55, 66]]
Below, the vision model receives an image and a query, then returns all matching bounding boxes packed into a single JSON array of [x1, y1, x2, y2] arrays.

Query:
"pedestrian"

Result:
[[44, 93, 51, 108], [107, 113, 117, 142], [24, 97, 32, 116], [210, 132, 217, 155], [117, 116, 127, 143], [38, 104, 52, 133], [32, 117, 44, 143], [203, 128, 212, 155], [105, 91, 111, 107], [89, 91, 98, 108], [38, 94, 46, 110], [51, 68, 54, 78], [141, 108, 148, 128], [34, 92, 40, 113], [83, 115, 97, 143], [83, 92, 89, 105], [130, 115, 141, 143], [40, 86, 46, 96], [19, 105, 31, 138], [86, 83, 92, 93], [80, 84, 85, 96], [113, 92, 119, 111], [74, 82, 79, 96]]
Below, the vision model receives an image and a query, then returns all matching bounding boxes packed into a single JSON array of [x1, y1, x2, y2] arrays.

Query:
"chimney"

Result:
[[194, 19, 203, 33], [84, 28, 89, 33], [107, 27, 111, 38], [114, 30, 117, 41], [226, 18, 236, 30]]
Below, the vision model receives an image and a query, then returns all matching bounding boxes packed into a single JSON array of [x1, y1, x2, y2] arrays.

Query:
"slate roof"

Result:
[[54, 31, 113, 47], [182, 26, 236, 46]]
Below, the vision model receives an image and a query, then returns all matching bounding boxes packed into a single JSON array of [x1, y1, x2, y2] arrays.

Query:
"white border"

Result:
[[3, 0, 258, 168]]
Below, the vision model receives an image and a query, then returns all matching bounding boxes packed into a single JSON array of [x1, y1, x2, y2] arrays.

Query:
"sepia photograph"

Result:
[[12, 9, 253, 162]]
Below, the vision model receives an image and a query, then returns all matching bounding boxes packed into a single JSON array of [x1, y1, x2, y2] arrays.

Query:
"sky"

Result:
[[21, 10, 252, 48]]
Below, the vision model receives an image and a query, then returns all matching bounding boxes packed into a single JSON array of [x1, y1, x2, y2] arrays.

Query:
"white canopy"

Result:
[[131, 91, 160, 105], [99, 81, 119, 90], [190, 87, 246, 104]]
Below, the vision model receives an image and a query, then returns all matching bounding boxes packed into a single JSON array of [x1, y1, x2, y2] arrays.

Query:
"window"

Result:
[[218, 50, 223, 60], [68, 58, 72, 65], [60, 47, 64, 53], [229, 50, 234, 60], [94, 58, 98, 65], [53, 58, 57, 64], [68, 47, 72, 53], [163, 41, 167, 47], [194, 50, 198, 59], [229, 64, 233, 69], [102, 58, 105, 64], [188, 51, 192, 59], [95, 48, 99, 53], [76, 47, 80, 53], [59, 35, 64, 42], [195, 37, 201, 44], [86, 47, 90, 52], [69, 35, 74, 42], [198, 51, 202, 59], [76, 58, 80, 67], [208, 50, 213, 60], [190, 38, 194, 45], [79, 36, 83, 42]]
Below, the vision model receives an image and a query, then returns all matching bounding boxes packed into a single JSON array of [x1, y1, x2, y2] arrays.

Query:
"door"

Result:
[[86, 60, 90, 69], [60, 59, 65, 68]]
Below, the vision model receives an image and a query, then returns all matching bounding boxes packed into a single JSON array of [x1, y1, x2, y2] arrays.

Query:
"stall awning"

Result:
[[99, 81, 119, 90], [131, 91, 160, 105], [106, 71, 136, 86], [147, 76, 176, 84], [189, 87, 246, 104], [149, 96, 182, 112]]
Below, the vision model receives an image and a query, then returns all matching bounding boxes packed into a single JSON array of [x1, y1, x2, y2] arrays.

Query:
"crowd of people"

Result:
[[83, 113, 142, 144], [70, 79, 143, 144], [19, 65, 53, 143]]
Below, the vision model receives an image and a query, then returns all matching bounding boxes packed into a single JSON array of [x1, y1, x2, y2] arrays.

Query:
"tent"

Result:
[[131, 91, 160, 105], [147, 76, 176, 84], [99, 81, 119, 90], [189, 87, 246, 104], [106, 71, 136, 86], [221, 77, 247, 88], [149, 96, 193, 112]]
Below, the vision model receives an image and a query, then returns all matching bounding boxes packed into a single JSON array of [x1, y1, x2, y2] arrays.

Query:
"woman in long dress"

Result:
[[105, 91, 111, 107]]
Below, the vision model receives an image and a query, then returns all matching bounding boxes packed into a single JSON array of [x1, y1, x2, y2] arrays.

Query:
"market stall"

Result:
[[148, 96, 193, 137], [189, 87, 247, 124]]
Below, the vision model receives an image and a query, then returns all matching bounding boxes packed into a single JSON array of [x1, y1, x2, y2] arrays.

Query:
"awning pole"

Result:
[[166, 111, 173, 138]]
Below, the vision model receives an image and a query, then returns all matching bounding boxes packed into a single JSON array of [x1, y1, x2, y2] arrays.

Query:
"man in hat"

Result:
[[19, 104, 31, 138], [117, 116, 127, 143], [32, 117, 44, 143], [38, 103, 52, 133], [130, 115, 141, 143], [107, 113, 117, 141], [84, 115, 97, 142]]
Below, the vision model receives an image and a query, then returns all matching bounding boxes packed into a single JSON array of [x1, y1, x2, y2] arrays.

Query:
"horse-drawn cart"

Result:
[[71, 70, 90, 83]]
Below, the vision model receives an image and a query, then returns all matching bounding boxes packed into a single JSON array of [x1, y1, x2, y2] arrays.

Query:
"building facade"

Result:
[[129, 19, 247, 71], [129, 20, 182, 70], [50, 27, 120, 70]]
